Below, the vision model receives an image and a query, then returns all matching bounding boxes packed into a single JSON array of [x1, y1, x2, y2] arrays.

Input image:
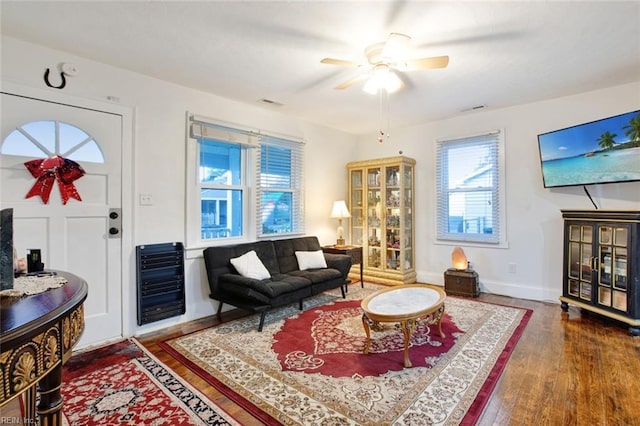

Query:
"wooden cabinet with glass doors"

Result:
[[347, 156, 416, 285], [560, 210, 640, 335]]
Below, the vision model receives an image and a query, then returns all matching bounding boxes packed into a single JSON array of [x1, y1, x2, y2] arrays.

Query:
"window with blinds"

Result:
[[256, 136, 305, 237], [186, 114, 305, 245], [436, 130, 505, 244]]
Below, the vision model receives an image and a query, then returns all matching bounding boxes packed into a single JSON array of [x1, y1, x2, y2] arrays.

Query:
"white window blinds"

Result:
[[436, 130, 504, 244], [255, 135, 305, 237]]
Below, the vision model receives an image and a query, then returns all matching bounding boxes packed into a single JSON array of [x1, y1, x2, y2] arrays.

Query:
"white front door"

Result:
[[1, 91, 123, 348]]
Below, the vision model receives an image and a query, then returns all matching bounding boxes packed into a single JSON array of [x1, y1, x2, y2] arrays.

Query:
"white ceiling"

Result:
[[1, 1, 639, 135]]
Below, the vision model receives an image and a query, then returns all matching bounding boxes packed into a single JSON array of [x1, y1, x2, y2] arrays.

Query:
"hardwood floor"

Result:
[[136, 287, 640, 426]]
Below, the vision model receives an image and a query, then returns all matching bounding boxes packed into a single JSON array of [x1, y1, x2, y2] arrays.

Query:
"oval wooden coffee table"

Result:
[[361, 284, 446, 367]]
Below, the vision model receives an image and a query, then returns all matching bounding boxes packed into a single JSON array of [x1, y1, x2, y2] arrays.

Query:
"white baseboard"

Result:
[[418, 270, 560, 303]]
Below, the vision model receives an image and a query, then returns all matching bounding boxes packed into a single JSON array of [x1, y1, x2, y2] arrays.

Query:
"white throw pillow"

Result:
[[295, 250, 327, 271], [230, 250, 271, 280]]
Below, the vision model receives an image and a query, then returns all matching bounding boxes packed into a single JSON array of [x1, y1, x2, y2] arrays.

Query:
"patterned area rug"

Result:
[[159, 285, 531, 425], [272, 299, 464, 377], [61, 339, 240, 425]]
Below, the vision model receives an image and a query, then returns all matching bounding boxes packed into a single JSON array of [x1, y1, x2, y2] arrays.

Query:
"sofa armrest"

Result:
[[323, 253, 352, 281]]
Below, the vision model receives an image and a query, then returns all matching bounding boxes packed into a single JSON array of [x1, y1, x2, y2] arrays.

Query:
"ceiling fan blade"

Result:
[[321, 58, 361, 67], [403, 55, 449, 71], [334, 74, 368, 90]]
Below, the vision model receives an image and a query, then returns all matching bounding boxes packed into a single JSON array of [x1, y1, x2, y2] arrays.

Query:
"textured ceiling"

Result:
[[2, 1, 639, 135]]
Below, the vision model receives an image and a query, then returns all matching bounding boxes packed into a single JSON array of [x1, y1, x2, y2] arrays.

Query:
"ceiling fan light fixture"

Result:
[[363, 66, 402, 95]]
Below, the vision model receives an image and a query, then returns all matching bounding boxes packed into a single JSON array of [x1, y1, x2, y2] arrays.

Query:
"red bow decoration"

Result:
[[24, 156, 85, 205]]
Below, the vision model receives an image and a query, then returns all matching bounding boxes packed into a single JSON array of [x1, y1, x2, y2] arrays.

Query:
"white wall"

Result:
[[1, 36, 358, 337], [356, 82, 640, 302]]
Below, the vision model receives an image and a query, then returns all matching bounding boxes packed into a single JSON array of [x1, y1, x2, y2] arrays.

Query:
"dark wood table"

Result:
[[322, 245, 363, 289], [0, 271, 87, 424]]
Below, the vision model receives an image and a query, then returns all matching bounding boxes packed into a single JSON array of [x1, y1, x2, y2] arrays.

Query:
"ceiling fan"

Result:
[[321, 33, 449, 93]]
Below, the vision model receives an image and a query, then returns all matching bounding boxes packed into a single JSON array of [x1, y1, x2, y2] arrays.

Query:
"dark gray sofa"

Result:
[[203, 236, 352, 331]]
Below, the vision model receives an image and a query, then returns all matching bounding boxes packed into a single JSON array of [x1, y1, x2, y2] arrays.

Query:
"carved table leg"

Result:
[[37, 363, 63, 426], [362, 313, 371, 354], [22, 384, 37, 424], [434, 304, 446, 339], [400, 319, 416, 368]]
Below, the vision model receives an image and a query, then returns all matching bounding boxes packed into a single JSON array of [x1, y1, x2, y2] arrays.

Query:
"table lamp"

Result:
[[330, 200, 351, 246], [451, 246, 468, 270]]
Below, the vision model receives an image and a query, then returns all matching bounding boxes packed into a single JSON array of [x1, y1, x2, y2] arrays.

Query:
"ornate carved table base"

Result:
[[361, 284, 446, 368], [1, 272, 87, 425]]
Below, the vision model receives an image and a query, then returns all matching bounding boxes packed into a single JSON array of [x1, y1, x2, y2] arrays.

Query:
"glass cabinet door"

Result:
[[349, 170, 364, 245], [595, 225, 629, 312], [612, 227, 628, 311], [366, 167, 382, 269], [403, 164, 413, 270], [567, 224, 593, 301], [385, 165, 400, 270]]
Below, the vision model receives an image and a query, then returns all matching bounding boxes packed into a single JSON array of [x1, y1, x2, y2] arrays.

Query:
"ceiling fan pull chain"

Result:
[[386, 90, 391, 142], [378, 90, 384, 143]]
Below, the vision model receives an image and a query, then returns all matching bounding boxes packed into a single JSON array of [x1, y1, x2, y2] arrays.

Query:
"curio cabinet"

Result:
[[560, 210, 640, 335], [347, 156, 416, 285]]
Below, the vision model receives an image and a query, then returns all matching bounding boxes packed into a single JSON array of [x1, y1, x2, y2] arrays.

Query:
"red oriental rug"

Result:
[[272, 300, 464, 377], [159, 285, 532, 425], [61, 339, 240, 425]]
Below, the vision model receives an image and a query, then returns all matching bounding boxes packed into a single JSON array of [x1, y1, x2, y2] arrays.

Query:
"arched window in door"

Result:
[[1, 120, 105, 163]]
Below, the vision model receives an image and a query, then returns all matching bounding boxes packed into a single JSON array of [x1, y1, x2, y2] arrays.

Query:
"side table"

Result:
[[322, 245, 363, 289], [444, 268, 480, 297], [0, 271, 87, 425]]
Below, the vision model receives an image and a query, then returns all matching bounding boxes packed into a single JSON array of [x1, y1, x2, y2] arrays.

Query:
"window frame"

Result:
[[1, 119, 105, 163], [199, 138, 248, 241], [435, 129, 507, 247]]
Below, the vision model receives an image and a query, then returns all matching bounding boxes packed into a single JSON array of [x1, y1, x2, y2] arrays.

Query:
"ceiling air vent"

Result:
[[258, 98, 283, 107], [461, 104, 487, 112]]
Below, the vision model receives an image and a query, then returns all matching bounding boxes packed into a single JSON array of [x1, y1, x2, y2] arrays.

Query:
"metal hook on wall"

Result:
[[43, 68, 66, 89], [43, 63, 77, 90]]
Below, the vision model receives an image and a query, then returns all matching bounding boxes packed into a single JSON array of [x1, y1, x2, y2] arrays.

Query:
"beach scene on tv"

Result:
[[538, 110, 640, 188]]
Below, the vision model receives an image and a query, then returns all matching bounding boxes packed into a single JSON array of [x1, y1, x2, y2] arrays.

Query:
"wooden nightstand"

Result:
[[322, 245, 363, 289]]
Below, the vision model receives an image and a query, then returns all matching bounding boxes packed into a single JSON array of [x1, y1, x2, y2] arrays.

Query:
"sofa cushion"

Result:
[[230, 250, 271, 280], [288, 267, 342, 284], [273, 236, 322, 273], [221, 273, 310, 298], [295, 250, 327, 270]]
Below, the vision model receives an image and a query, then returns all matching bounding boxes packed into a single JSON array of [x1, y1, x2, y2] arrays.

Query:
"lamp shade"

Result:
[[330, 200, 351, 219]]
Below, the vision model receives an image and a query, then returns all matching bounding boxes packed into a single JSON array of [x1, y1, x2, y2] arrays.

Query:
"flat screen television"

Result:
[[537, 110, 640, 188]]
